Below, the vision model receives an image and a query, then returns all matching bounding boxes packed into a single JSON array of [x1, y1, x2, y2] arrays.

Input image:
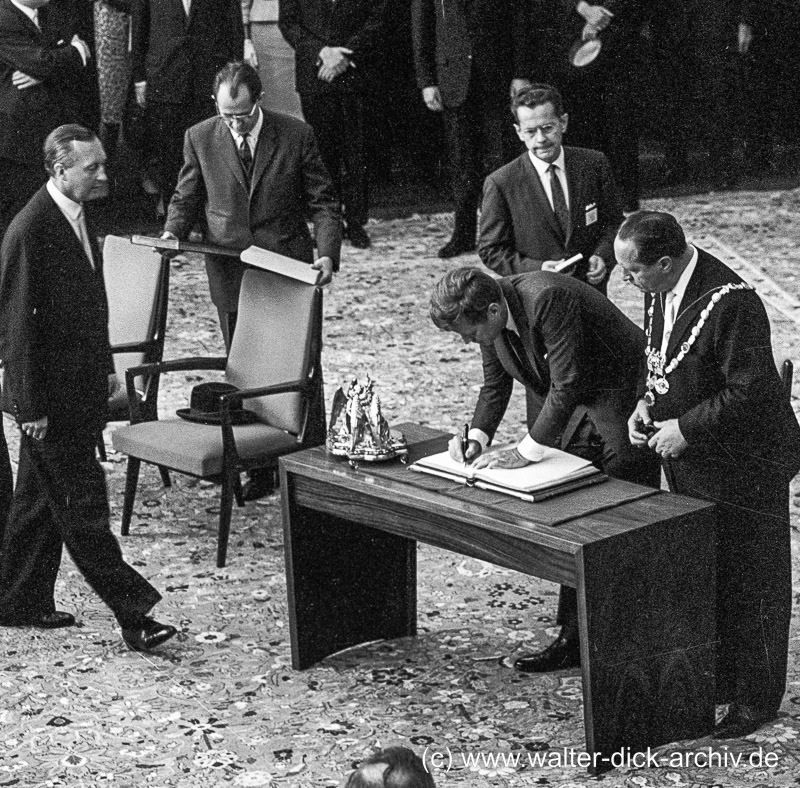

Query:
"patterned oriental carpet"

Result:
[[2, 193, 800, 787]]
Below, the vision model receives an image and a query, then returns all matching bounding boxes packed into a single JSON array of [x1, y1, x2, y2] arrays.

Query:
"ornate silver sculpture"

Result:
[[326, 377, 408, 463]]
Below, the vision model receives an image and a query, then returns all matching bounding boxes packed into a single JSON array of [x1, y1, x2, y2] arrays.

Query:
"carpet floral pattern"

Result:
[[2, 194, 800, 787]]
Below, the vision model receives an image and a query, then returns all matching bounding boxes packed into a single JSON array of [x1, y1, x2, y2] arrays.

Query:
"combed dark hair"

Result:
[[344, 746, 436, 788], [430, 268, 502, 330], [212, 60, 262, 101], [617, 211, 687, 265], [43, 124, 98, 176], [511, 83, 564, 119]]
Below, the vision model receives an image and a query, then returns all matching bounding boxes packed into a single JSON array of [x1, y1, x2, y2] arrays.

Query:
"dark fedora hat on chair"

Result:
[[176, 382, 258, 425]]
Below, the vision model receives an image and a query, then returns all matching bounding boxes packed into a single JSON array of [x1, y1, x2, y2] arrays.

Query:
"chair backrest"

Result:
[[103, 235, 170, 378], [226, 268, 321, 435]]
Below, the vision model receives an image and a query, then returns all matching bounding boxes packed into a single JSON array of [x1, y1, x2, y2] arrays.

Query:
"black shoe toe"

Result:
[[514, 636, 580, 673], [122, 617, 177, 651], [437, 236, 476, 258]]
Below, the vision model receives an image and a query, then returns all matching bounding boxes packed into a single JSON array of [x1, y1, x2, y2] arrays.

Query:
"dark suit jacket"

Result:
[[479, 146, 623, 286], [644, 247, 800, 480], [165, 110, 341, 312], [473, 272, 645, 447], [278, 0, 388, 95], [0, 186, 112, 437], [0, 0, 88, 163], [411, 0, 533, 108], [130, 0, 243, 106]]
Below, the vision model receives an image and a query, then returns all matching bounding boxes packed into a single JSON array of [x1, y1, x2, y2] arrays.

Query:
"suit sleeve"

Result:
[[130, 0, 149, 83], [0, 25, 84, 81], [301, 127, 342, 268], [479, 174, 545, 275], [278, 0, 326, 52], [164, 128, 207, 239], [678, 292, 782, 446], [591, 154, 623, 271], [344, 0, 389, 62], [410, 0, 437, 89], [471, 343, 515, 442], [527, 288, 592, 446], [0, 230, 47, 422]]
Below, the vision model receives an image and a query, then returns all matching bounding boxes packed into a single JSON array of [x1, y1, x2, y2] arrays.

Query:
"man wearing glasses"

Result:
[[478, 83, 623, 297], [162, 61, 340, 499]]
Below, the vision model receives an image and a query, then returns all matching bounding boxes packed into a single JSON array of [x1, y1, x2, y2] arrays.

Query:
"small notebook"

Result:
[[240, 246, 319, 285], [409, 443, 604, 501]]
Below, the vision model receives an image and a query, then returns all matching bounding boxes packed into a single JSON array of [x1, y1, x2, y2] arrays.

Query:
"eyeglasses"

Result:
[[516, 122, 561, 139], [216, 102, 258, 124]]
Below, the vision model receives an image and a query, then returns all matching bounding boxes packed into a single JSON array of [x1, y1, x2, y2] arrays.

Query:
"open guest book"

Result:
[[409, 443, 606, 502]]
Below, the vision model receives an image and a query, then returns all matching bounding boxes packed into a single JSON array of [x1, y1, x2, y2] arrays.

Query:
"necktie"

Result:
[[548, 163, 570, 240], [660, 291, 677, 355], [75, 207, 95, 270], [238, 133, 253, 179]]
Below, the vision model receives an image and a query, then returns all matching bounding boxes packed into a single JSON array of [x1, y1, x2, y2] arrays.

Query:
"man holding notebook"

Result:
[[429, 266, 660, 673]]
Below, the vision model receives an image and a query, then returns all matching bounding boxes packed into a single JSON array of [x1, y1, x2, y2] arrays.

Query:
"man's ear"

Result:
[[658, 255, 673, 274], [560, 113, 569, 134]]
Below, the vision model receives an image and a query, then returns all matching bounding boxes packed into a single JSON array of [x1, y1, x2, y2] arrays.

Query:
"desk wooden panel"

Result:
[[280, 423, 717, 772]]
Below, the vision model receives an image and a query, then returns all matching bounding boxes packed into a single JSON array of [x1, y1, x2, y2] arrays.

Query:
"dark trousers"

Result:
[[145, 99, 215, 207], [443, 84, 508, 240], [300, 91, 368, 228], [0, 159, 47, 245], [0, 416, 12, 548], [525, 388, 662, 636], [0, 433, 161, 627], [669, 458, 791, 717]]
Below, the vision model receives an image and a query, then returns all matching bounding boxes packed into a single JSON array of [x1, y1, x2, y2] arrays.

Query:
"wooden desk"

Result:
[[280, 424, 717, 772]]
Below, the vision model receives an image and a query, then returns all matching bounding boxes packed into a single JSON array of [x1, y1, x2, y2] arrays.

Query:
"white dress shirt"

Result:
[[528, 149, 570, 212], [46, 180, 94, 269], [224, 106, 264, 160], [660, 245, 698, 356]]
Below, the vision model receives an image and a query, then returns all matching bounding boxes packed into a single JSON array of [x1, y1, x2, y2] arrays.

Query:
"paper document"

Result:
[[241, 246, 319, 285]]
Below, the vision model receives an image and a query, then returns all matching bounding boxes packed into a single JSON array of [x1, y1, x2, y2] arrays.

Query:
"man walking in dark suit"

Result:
[[0, 125, 176, 651], [163, 61, 340, 500], [479, 84, 623, 296], [279, 0, 388, 249], [430, 267, 660, 673], [0, 0, 92, 241], [131, 0, 243, 211], [411, 0, 533, 258], [620, 211, 800, 739]]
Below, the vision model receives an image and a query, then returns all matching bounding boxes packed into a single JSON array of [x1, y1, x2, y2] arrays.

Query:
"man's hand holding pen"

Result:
[[448, 427, 482, 465]]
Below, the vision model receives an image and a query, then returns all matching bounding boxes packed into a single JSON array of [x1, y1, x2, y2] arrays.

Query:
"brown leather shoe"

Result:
[[514, 635, 580, 673]]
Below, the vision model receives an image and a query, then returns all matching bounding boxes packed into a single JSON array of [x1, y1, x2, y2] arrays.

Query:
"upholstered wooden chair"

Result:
[[111, 267, 325, 567], [101, 236, 171, 489]]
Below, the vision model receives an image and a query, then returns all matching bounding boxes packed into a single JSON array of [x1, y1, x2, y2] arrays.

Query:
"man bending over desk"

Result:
[[429, 267, 660, 674]]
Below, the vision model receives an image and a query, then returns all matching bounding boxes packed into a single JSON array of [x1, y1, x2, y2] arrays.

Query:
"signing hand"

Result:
[[586, 254, 607, 285], [422, 86, 443, 112], [312, 256, 335, 286], [448, 434, 482, 464], [21, 416, 48, 441], [627, 398, 654, 447], [471, 447, 531, 470], [12, 70, 42, 89], [649, 419, 688, 459]]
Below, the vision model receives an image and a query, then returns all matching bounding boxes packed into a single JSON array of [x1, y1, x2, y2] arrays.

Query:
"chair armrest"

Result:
[[219, 378, 307, 404], [110, 340, 159, 355], [124, 356, 228, 423]]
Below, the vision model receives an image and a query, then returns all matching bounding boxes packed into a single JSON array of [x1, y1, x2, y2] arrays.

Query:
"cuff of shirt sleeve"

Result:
[[517, 434, 546, 462], [468, 428, 489, 451], [71, 40, 88, 66]]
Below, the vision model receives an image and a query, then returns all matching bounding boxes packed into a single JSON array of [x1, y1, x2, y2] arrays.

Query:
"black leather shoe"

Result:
[[438, 235, 476, 259], [345, 224, 371, 249], [241, 471, 276, 502], [712, 705, 774, 739], [514, 635, 580, 673], [122, 616, 177, 651], [1, 610, 76, 629]]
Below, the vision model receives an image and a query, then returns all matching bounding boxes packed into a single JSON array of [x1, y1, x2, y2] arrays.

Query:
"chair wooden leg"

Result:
[[157, 465, 172, 488], [96, 431, 108, 462], [218, 471, 236, 568], [233, 472, 244, 508], [121, 457, 141, 536]]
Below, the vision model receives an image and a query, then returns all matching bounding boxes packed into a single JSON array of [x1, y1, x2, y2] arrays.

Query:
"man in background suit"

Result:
[[0, 125, 176, 651], [479, 84, 623, 296], [163, 61, 340, 499], [411, 0, 533, 258], [621, 211, 800, 738], [279, 0, 388, 249], [0, 0, 92, 241], [430, 267, 660, 673], [131, 0, 243, 211]]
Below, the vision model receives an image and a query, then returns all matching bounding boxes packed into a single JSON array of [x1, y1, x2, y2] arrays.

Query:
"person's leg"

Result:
[[339, 93, 370, 245], [0, 415, 13, 550]]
